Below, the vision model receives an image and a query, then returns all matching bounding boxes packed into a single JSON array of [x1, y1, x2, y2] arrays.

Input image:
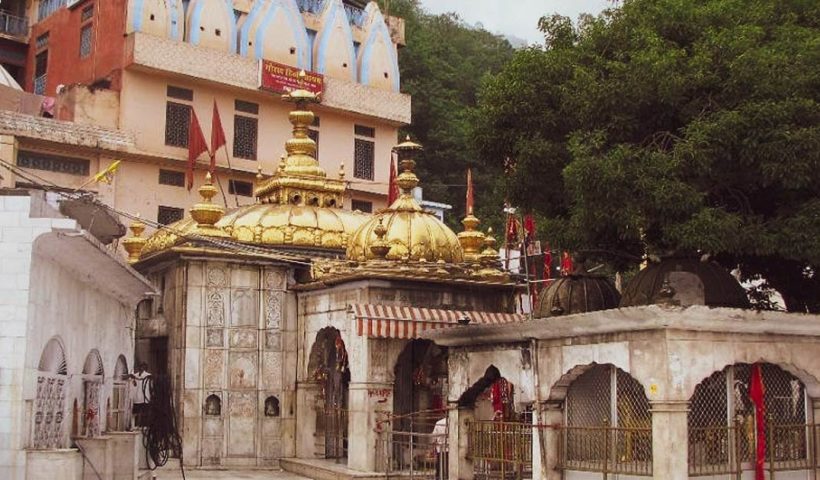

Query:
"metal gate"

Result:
[[316, 405, 348, 460], [379, 409, 448, 479], [468, 420, 532, 480]]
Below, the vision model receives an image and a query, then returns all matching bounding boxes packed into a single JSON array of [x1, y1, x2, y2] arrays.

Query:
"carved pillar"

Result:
[[347, 381, 393, 472], [447, 405, 474, 480], [650, 400, 689, 480]]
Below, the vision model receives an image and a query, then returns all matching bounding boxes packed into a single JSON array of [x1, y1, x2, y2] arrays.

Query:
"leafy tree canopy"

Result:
[[378, 0, 514, 230], [472, 0, 820, 311]]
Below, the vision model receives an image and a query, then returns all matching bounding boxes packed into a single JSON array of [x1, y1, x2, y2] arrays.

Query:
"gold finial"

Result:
[[370, 219, 390, 259], [279, 155, 286, 172], [479, 228, 500, 264], [458, 168, 484, 262], [190, 172, 229, 237], [339, 162, 345, 180], [122, 214, 147, 264], [256, 165, 264, 181], [393, 137, 423, 195]]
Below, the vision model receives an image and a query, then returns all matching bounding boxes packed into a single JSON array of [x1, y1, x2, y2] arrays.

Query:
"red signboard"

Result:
[[259, 60, 324, 96]]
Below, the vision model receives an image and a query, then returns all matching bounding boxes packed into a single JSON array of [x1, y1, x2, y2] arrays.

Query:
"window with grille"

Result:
[[18, 151, 89, 176], [688, 363, 808, 476], [563, 364, 652, 475], [351, 199, 372, 213], [165, 102, 191, 148], [35, 33, 49, 50], [158, 169, 185, 187], [167, 85, 193, 101], [233, 115, 258, 160], [81, 5, 94, 22], [34, 50, 48, 95], [354, 138, 374, 180], [157, 205, 184, 225], [354, 124, 375, 138], [235, 99, 258, 115], [228, 179, 253, 197], [79, 24, 93, 58]]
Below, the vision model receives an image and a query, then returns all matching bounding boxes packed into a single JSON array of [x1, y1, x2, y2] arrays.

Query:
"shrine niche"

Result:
[[33, 337, 68, 449], [264, 396, 280, 417], [205, 394, 222, 416], [307, 327, 350, 459]]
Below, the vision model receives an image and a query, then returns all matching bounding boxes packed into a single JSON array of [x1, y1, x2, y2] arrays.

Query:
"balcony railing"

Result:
[[38, 0, 68, 22], [0, 11, 29, 37], [296, 0, 367, 28]]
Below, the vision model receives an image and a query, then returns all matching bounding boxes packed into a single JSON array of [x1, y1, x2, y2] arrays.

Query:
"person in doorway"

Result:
[[431, 416, 448, 480], [129, 362, 152, 427]]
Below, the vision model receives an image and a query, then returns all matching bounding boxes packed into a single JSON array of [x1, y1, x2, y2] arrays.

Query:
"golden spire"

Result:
[[190, 173, 229, 237], [253, 71, 346, 208], [122, 215, 147, 263], [369, 219, 390, 259], [388, 137, 424, 212], [458, 169, 484, 262], [477, 228, 507, 279]]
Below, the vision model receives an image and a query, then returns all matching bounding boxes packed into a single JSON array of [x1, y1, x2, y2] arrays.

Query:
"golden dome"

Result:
[[220, 203, 368, 250], [346, 139, 464, 263]]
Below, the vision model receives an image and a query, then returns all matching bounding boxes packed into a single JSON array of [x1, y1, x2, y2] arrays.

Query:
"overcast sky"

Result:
[[417, 0, 612, 45]]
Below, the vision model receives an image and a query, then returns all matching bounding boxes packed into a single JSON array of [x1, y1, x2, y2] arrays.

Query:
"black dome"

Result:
[[620, 258, 749, 309], [536, 274, 621, 318]]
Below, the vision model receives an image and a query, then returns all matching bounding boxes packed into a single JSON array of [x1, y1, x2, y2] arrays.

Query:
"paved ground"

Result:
[[141, 468, 310, 479]]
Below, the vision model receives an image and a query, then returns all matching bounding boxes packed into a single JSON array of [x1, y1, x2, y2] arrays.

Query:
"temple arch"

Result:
[[81, 349, 105, 437], [307, 326, 350, 459], [109, 355, 130, 431], [32, 337, 69, 448]]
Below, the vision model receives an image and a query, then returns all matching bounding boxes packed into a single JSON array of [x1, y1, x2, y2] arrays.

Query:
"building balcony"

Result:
[[124, 32, 412, 125], [0, 9, 29, 40]]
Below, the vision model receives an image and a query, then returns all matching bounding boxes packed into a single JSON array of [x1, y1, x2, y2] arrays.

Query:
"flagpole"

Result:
[[210, 155, 229, 208], [221, 143, 240, 208]]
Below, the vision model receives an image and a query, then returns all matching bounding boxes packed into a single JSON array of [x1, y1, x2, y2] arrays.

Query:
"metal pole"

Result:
[[520, 214, 535, 322]]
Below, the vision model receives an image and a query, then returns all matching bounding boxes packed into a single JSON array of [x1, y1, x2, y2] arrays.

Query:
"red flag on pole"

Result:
[[466, 168, 474, 215], [543, 246, 553, 280], [187, 109, 209, 191], [749, 363, 766, 480], [210, 101, 226, 174], [387, 153, 399, 205]]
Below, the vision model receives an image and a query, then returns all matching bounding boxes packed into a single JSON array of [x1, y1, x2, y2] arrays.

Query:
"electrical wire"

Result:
[[0, 158, 317, 266]]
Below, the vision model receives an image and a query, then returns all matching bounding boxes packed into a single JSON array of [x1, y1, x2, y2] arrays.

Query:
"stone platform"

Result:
[[279, 458, 385, 480]]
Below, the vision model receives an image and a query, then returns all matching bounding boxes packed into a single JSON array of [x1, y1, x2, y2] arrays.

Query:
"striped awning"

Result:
[[351, 304, 526, 339]]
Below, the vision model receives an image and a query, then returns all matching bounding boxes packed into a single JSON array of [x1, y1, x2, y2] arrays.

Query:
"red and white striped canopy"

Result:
[[351, 304, 526, 339]]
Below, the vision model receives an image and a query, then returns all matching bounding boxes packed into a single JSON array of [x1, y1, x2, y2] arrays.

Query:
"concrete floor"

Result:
[[141, 468, 310, 479]]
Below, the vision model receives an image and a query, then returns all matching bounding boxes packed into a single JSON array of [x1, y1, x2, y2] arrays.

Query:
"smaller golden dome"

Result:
[[346, 140, 464, 263]]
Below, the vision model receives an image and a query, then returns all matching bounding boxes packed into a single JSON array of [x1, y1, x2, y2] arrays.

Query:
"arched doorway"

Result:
[[459, 366, 530, 480], [688, 363, 811, 476], [81, 349, 104, 438], [562, 363, 652, 477], [32, 337, 68, 449], [307, 327, 350, 459]]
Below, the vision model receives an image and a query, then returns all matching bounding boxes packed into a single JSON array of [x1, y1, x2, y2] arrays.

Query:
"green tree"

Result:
[[380, 0, 514, 230], [473, 0, 820, 312]]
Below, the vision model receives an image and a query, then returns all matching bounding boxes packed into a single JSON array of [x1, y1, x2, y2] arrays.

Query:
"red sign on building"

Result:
[[258, 60, 324, 97]]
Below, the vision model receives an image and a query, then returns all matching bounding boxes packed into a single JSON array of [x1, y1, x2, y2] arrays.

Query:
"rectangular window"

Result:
[[35, 33, 49, 50], [17, 151, 90, 176], [351, 199, 373, 213], [158, 169, 185, 187], [157, 206, 184, 225], [166, 85, 194, 101], [33, 50, 48, 95], [354, 138, 375, 180], [79, 24, 93, 58], [233, 115, 258, 160], [228, 179, 253, 197], [165, 102, 192, 148], [354, 124, 375, 138]]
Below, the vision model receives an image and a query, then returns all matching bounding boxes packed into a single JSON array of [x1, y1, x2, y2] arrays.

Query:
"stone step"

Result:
[[279, 458, 385, 480]]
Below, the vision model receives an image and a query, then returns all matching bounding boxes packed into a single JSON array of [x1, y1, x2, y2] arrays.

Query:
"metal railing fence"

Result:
[[468, 420, 533, 480], [378, 409, 448, 479], [0, 11, 28, 37], [557, 424, 652, 477]]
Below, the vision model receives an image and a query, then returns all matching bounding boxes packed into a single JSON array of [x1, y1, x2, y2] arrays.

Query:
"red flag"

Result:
[[523, 215, 535, 241], [749, 363, 766, 480], [466, 168, 474, 215], [210, 101, 226, 174], [187, 109, 209, 191], [387, 153, 399, 205], [561, 251, 573, 276], [543, 247, 553, 280], [505, 215, 519, 245]]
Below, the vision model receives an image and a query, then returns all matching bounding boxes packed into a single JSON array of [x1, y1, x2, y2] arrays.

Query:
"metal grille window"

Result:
[[18, 151, 89, 176], [79, 24, 93, 58], [165, 102, 191, 148], [158, 169, 185, 187], [81, 5, 94, 22], [157, 205, 184, 225], [354, 124, 375, 138], [688, 363, 808, 476], [228, 179, 253, 197], [563, 364, 652, 475], [36, 33, 50, 50], [233, 115, 258, 160], [351, 199, 372, 213], [34, 50, 48, 95], [354, 138, 375, 180]]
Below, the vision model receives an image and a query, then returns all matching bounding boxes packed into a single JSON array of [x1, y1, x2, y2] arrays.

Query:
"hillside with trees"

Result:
[[471, 0, 820, 312]]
